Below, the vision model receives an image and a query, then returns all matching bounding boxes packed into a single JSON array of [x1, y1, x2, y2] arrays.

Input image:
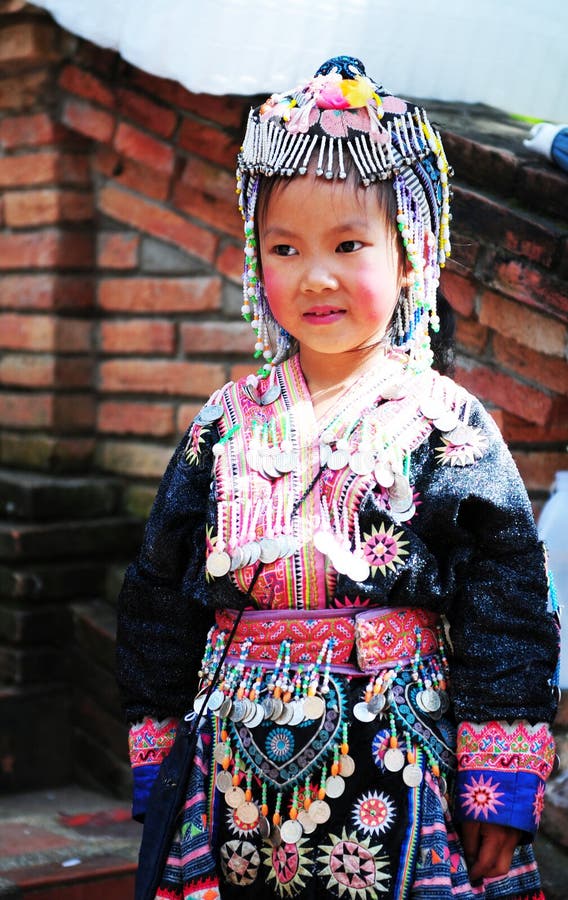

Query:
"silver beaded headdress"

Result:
[[236, 56, 452, 374]]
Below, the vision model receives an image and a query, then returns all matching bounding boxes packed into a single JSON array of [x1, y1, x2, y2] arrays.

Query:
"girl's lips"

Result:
[[303, 306, 346, 323]]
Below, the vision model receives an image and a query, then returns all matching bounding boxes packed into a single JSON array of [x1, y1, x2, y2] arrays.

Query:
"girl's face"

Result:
[[258, 175, 407, 373]]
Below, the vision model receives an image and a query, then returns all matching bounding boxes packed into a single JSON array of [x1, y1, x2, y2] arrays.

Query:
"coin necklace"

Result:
[[206, 501, 232, 577]]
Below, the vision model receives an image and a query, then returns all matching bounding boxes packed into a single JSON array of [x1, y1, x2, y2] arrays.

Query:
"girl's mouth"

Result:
[[303, 306, 346, 323]]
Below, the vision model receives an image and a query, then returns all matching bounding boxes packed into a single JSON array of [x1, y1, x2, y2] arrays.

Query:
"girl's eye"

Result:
[[273, 244, 297, 257], [337, 240, 363, 253]]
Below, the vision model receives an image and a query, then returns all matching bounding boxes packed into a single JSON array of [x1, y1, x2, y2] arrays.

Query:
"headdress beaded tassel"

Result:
[[236, 55, 453, 376]]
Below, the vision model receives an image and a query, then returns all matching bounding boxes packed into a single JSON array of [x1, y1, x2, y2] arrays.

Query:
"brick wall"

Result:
[[0, 3, 567, 797]]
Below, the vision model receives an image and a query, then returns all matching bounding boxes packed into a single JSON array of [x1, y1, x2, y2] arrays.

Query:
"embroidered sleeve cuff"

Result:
[[128, 716, 178, 822], [454, 720, 555, 835]]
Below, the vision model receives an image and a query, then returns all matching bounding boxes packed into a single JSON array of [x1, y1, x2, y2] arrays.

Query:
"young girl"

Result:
[[117, 56, 559, 900]]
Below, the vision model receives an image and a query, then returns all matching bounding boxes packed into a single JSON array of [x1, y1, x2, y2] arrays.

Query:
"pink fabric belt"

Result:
[[214, 606, 441, 673]]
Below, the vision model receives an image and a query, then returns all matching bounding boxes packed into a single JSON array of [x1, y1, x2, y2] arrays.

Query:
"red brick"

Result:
[[174, 158, 241, 238], [53, 393, 96, 431], [93, 145, 170, 202], [0, 22, 60, 66], [98, 401, 174, 436], [176, 402, 205, 433], [97, 232, 139, 269], [0, 275, 94, 311], [0, 231, 94, 270], [493, 335, 568, 396], [61, 97, 115, 143], [178, 118, 239, 170], [98, 184, 217, 262], [59, 63, 115, 108], [73, 42, 119, 79], [455, 363, 553, 426], [445, 233, 479, 271], [452, 185, 559, 267], [0, 353, 92, 389], [114, 122, 175, 175], [0, 432, 94, 471], [479, 290, 566, 357], [513, 451, 568, 493], [100, 359, 224, 396], [99, 276, 221, 313], [100, 319, 175, 355], [116, 88, 177, 138], [181, 321, 251, 354], [440, 130, 519, 197], [4, 189, 94, 227], [0, 151, 89, 187], [439, 269, 477, 317], [455, 316, 489, 354], [0, 392, 52, 428], [230, 363, 256, 383], [517, 163, 568, 221], [97, 439, 173, 479], [499, 411, 568, 445], [0, 71, 50, 111], [216, 242, 243, 283], [491, 260, 568, 319], [126, 70, 247, 128], [0, 112, 68, 149], [0, 314, 92, 352]]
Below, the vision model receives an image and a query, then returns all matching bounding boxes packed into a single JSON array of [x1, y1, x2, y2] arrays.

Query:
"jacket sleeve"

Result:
[[116, 420, 217, 820], [336, 395, 559, 836]]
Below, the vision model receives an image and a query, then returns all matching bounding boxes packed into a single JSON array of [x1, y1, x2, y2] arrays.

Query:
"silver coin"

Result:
[[275, 702, 294, 725], [260, 458, 280, 480], [350, 451, 375, 476], [368, 693, 386, 714], [246, 542, 262, 565], [374, 462, 395, 488], [347, 555, 371, 582], [270, 698, 284, 721], [259, 537, 281, 564], [195, 403, 224, 425], [288, 700, 305, 726], [284, 535, 299, 557], [353, 701, 377, 723], [237, 545, 252, 568], [270, 824, 282, 847], [298, 810, 317, 834], [230, 547, 244, 571], [438, 775, 448, 795], [384, 747, 405, 772], [237, 801, 260, 825], [389, 495, 414, 515], [243, 384, 260, 404], [319, 444, 332, 466], [325, 775, 345, 798], [216, 770, 233, 793], [403, 763, 424, 787], [207, 689, 225, 712], [261, 697, 275, 719], [247, 703, 265, 729], [303, 695, 325, 719], [214, 743, 231, 764], [258, 815, 271, 839], [396, 503, 416, 522], [246, 448, 261, 471], [280, 819, 303, 844], [433, 411, 460, 433], [260, 384, 282, 405], [438, 691, 450, 714], [193, 692, 209, 714], [307, 799, 331, 824], [330, 547, 351, 575], [339, 754, 355, 777], [390, 474, 412, 500], [219, 698, 233, 718], [313, 529, 335, 556], [423, 689, 441, 713], [381, 382, 406, 400], [420, 398, 445, 420], [443, 424, 472, 445], [274, 451, 295, 474], [206, 550, 231, 578], [328, 449, 349, 470], [225, 786, 245, 809], [242, 699, 258, 724], [231, 700, 247, 723], [416, 690, 429, 714], [440, 794, 449, 813]]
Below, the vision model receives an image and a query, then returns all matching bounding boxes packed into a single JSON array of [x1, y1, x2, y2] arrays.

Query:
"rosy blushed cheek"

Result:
[[262, 268, 286, 313]]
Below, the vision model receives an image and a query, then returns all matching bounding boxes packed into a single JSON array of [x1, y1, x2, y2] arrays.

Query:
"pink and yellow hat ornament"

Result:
[[236, 56, 452, 374]]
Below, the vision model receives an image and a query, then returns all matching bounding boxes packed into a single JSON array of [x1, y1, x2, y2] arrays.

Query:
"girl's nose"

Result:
[[300, 263, 339, 293]]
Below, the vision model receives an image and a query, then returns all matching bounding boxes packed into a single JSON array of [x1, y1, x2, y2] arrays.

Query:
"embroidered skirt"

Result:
[[153, 609, 544, 900]]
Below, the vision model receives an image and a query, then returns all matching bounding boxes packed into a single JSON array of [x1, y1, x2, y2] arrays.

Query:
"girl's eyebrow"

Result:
[[262, 219, 370, 239]]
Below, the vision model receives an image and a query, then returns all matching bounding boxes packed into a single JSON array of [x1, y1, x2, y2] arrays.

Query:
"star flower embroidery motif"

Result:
[[362, 522, 409, 577], [185, 424, 209, 466], [435, 427, 489, 467], [533, 781, 546, 826], [460, 774, 504, 820]]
